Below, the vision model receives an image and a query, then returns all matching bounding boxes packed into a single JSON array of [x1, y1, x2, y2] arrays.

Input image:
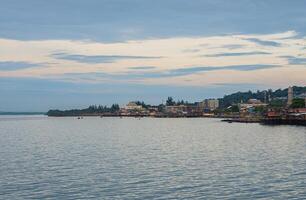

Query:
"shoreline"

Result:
[[46, 115, 306, 126]]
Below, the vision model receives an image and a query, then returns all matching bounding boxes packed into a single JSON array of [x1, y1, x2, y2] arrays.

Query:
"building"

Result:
[[165, 105, 188, 114], [247, 99, 262, 104], [207, 99, 219, 110], [239, 99, 268, 113], [199, 99, 219, 111], [125, 102, 143, 110], [287, 86, 293, 106], [165, 104, 202, 116], [289, 108, 306, 114]]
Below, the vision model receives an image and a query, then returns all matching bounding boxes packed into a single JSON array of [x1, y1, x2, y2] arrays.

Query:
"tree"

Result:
[[224, 105, 239, 113], [291, 98, 305, 108], [230, 105, 239, 113], [269, 99, 285, 108], [157, 104, 165, 112], [254, 106, 265, 113], [111, 104, 120, 112], [166, 97, 175, 106], [135, 101, 149, 109]]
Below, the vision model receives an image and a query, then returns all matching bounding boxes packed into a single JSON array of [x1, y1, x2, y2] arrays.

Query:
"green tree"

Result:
[[135, 101, 149, 109], [166, 97, 175, 106], [269, 99, 285, 108], [230, 105, 239, 112], [254, 106, 265, 113], [111, 104, 120, 112], [291, 98, 305, 108], [158, 104, 165, 112], [177, 100, 185, 105]]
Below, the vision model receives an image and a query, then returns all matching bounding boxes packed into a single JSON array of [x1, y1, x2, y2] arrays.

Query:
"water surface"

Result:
[[0, 116, 305, 199]]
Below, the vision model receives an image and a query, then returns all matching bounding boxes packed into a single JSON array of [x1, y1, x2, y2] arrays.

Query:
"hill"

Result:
[[219, 86, 306, 108]]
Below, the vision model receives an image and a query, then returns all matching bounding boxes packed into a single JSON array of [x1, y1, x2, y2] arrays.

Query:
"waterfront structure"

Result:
[[287, 86, 293, 106], [265, 107, 306, 126], [165, 105, 188, 114], [165, 104, 203, 117]]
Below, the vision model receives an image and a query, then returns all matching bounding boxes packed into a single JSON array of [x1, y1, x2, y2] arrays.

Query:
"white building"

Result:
[[125, 102, 143, 110]]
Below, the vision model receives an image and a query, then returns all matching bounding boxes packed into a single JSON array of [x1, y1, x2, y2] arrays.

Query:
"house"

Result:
[[239, 99, 268, 113], [125, 102, 143, 110]]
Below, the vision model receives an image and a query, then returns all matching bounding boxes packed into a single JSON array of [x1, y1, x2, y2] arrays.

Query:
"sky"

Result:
[[0, 0, 305, 111]]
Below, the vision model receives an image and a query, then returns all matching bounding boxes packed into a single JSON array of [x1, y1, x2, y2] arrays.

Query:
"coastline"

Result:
[[46, 114, 306, 126]]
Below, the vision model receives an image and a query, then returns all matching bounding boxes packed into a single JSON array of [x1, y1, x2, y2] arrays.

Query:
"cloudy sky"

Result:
[[0, 0, 305, 111]]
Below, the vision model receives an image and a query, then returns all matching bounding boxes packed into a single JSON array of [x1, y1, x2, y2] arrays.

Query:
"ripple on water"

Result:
[[0, 117, 305, 199]]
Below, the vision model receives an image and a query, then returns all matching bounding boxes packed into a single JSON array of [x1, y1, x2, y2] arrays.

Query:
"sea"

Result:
[[0, 115, 305, 199]]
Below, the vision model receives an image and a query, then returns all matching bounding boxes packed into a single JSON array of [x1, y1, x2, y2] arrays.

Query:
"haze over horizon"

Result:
[[0, 0, 305, 112]]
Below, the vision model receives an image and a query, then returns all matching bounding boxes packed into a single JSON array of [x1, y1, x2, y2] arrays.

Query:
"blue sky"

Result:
[[0, 0, 305, 111]]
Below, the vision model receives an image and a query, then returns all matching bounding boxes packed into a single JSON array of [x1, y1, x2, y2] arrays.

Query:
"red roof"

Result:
[[289, 108, 306, 113], [267, 111, 281, 117]]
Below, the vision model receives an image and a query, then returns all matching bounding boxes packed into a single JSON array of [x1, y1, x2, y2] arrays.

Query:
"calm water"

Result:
[[0, 116, 305, 199]]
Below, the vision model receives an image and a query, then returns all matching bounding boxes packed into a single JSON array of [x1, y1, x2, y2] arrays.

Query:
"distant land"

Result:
[[0, 112, 46, 115], [47, 86, 306, 118], [219, 86, 306, 107]]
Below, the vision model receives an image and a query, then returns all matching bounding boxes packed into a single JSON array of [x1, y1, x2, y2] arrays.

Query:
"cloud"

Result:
[[0, 61, 41, 71], [0, 31, 304, 88], [128, 66, 156, 70], [224, 64, 280, 71], [222, 44, 246, 49], [0, 0, 306, 41], [52, 53, 162, 64], [281, 56, 306, 65], [165, 64, 280, 76], [212, 82, 263, 87], [245, 38, 281, 47], [182, 48, 201, 53], [204, 51, 271, 57], [1, 1, 306, 42], [62, 64, 281, 82]]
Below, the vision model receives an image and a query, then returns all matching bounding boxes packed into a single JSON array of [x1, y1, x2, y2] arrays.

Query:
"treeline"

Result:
[[133, 98, 191, 108], [165, 97, 190, 106], [47, 104, 120, 116]]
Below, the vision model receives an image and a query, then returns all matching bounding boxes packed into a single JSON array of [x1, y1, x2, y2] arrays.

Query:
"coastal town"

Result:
[[47, 86, 306, 126]]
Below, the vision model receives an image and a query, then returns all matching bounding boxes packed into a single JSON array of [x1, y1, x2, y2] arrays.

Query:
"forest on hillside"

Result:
[[219, 86, 306, 108]]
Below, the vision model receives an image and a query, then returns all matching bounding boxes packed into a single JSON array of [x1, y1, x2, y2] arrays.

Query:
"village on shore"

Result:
[[47, 86, 306, 126]]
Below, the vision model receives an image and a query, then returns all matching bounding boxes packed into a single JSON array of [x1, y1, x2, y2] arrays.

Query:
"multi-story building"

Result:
[[287, 86, 293, 106], [199, 99, 219, 111]]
